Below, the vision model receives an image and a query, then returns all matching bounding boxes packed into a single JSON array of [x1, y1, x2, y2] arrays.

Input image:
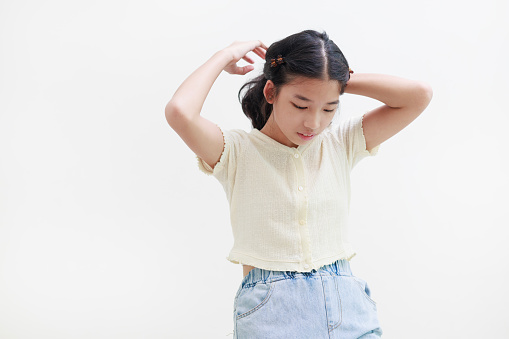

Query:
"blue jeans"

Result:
[[233, 259, 383, 338]]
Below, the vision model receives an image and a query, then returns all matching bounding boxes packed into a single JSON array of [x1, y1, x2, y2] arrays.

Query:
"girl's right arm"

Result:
[[165, 41, 267, 169]]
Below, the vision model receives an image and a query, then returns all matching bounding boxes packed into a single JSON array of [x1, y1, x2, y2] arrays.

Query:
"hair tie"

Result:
[[270, 55, 285, 68], [348, 67, 354, 80]]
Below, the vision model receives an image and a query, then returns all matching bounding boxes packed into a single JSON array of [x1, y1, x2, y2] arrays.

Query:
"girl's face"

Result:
[[261, 76, 341, 148]]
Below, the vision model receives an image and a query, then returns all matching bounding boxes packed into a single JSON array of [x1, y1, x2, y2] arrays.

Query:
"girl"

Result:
[[165, 30, 432, 338]]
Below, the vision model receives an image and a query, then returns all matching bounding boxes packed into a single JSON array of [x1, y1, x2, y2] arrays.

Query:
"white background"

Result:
[[1, 0, 508, 338]]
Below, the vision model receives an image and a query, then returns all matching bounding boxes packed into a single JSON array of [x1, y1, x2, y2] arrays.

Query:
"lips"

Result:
[[298, 132, 315, 141]]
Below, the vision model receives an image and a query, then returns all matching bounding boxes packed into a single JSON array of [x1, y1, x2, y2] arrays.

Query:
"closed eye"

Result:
[[293, 103, 335, 113]]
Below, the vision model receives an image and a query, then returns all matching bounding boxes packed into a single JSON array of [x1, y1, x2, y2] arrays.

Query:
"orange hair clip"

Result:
[[270, 55, 285, 68]]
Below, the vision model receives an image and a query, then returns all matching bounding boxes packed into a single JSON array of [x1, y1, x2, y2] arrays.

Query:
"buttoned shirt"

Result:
[[196, 113, 380, 272]]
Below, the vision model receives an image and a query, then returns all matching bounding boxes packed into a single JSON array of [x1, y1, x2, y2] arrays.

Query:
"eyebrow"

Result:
[[293, 94, 339, 105]]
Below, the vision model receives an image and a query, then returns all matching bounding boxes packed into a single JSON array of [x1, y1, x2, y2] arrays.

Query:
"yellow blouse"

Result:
[[197, 113, 380, 272]]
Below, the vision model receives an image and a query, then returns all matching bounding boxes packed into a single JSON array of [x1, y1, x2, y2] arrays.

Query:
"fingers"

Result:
[[238, 65, 254, 75], [246, 40, 267, 60], [229, 64, 254, 76], [252, 47, 266, 60], [223, 40, 268, 75], [255, 40, 268, 58], [242, 55, 255, 64], [257, 40, 269, 50], [233, 40, 267, 62], [239, 42, 266, 65]]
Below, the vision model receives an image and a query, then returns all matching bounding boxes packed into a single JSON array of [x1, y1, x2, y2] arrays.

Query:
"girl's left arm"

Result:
[[344, 73, 433, 152]]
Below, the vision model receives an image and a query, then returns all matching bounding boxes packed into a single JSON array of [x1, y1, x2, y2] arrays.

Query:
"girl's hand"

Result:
[[222, 40, 268, 75]]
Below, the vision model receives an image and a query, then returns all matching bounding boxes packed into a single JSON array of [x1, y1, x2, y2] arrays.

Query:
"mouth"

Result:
[[298, 132, 315, 140]]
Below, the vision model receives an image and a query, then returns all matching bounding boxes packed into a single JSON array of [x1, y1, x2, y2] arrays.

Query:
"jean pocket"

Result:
[[234, 281, 276, 321], [352, 276, 377, 307]]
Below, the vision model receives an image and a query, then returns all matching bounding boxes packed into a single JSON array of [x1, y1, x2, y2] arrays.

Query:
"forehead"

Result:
[[281, 77, 341, 99]]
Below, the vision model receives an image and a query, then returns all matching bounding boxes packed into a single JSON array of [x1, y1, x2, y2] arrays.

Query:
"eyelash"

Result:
[[294, 104, 335, 113]]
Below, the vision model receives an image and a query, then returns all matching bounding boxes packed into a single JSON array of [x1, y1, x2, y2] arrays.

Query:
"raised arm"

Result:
[[165, 41, 267, 169], [344, 73, 433, 152]]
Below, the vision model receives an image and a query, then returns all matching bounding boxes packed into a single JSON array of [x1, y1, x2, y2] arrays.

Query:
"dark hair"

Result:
[[238, 29, 351, 130]]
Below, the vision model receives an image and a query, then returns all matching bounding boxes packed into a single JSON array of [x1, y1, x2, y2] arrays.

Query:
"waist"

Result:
[[240, 259, 352, 287]]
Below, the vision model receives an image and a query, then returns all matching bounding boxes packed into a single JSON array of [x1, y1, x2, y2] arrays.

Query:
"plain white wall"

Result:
[[1, 0, 508, 338]]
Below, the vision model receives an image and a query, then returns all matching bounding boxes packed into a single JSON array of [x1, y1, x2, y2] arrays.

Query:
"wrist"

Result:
[[215, 48, 234, 64]]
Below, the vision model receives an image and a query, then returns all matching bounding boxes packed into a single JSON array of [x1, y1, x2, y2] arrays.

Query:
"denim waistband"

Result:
[[241, 259, 353, 287]]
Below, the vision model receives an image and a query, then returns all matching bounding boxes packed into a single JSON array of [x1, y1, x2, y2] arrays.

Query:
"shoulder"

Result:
[[327, 115, 364, 141], [321, 122, 342, 144], [217, 127, 254, 160], [222, 128, 251, 146]]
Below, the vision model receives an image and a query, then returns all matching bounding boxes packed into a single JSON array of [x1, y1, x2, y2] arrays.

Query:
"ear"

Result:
[[263, 80, 276, 104]]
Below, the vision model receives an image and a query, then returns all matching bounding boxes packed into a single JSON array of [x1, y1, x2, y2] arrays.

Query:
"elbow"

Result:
[[421, 81, 433, 104], [165, 100, 183, 126], [413, 81, 433, 111], [164, 102, 175, 126], [165, 101, 192, 131], [165, 102, 180, 129]]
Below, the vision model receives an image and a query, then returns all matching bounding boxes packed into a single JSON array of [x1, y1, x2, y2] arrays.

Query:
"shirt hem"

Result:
[[226, 250, 357, 273]]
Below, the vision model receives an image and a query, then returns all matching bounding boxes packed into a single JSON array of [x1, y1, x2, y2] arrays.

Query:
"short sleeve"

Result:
[[196, 124, 230, 177], [338, 113, 380, 170]]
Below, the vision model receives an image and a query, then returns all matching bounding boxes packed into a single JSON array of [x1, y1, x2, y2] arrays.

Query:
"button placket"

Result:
[[291, 150, 312, 270]]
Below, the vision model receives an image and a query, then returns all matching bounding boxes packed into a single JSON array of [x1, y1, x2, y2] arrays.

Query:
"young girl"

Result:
[[165, 30, 432, 338]]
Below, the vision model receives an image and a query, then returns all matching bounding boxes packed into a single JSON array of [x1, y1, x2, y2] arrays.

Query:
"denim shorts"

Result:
[[232, 259, 383, 339]]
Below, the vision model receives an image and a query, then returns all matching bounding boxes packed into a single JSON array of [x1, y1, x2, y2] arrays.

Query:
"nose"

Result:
[[303, 111, 320, 130]]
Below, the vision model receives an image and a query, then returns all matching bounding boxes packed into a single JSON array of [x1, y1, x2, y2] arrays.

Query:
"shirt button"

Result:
[[299, 220, 306, 225], [294, 153, 300, 158], [304, 264, 310, 269], [298, 186, 304, 191]]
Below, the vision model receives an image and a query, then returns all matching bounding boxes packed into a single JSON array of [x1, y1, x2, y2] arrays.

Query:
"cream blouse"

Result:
[[196, 113, 380, 272]]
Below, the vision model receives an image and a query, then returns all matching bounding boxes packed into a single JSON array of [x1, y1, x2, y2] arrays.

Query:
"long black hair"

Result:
[[238, 29, 351, 130]]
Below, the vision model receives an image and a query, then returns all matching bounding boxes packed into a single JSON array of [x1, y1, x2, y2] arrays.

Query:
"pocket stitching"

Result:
[[236, 282, 276, 320], [353, 277, 377, 306], [329, 275, 343, 332]]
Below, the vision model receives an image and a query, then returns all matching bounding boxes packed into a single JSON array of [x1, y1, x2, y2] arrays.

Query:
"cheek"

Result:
[[277, 109, 295, 125]]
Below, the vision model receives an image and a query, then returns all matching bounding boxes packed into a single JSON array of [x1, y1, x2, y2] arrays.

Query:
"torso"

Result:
[[243, 264, 256, 278]]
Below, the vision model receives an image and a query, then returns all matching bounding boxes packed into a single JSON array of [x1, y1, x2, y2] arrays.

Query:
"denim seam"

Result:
[[352, 278, 377, 307], [318, 273, 331, 338], [236, 282, 276, 320], [329, 275, 343, 332]]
